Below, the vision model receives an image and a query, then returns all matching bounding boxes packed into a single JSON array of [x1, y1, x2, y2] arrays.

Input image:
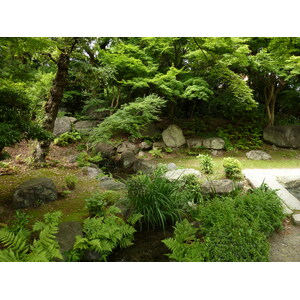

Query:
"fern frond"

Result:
[[0, 249, 21, 262], [127, 213, 143, 225], [0, 228, 29, 255]]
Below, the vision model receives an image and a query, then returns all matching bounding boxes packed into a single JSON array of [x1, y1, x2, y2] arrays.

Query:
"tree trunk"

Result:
[[33, 42, 76, 163]]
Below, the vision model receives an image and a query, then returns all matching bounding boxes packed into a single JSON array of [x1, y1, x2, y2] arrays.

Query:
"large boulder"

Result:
[[201, 179, 243, 194], [164, 168, 202, 181], [187, 138, 204, 148], [140, 124, 161, 138], [162, 124, 186, 148], [99, 179, 126, 191], [263, 125, 300, 148], [133, 159, 157, 174], [53, 117, 77, 136], [202, 137, 225, 150], [117, 141, 138, 154], [56, 221, 83, 254], [74, 120, 99, 134], [120, 151, 137, 168], [94, 142, 116, 159], [246, 150, 271, 160], [82, 165, 103, 179], [13, 177, 58, 208]]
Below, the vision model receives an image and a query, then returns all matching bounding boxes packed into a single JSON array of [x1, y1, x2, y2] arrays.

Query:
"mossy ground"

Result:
[[1, 140, 300, 227]]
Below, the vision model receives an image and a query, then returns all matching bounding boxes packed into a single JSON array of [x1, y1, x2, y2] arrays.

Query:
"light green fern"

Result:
[[0, 211, 63, 262]]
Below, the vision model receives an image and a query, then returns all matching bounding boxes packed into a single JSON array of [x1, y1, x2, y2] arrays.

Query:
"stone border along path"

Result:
[[243, 169, 300, 216]]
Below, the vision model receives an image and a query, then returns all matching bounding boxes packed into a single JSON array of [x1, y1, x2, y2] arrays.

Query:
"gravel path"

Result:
[[269, 218, 300, 262]]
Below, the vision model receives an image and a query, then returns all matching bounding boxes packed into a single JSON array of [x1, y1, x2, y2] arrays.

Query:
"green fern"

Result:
[[0, 211, 63, 262], [69, 207, 137, 262]]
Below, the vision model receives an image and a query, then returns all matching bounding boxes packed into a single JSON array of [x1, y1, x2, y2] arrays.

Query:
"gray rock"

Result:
[[120, 151, 137, 168], [187, 138, 204, 148], [82, 166, 103, 179], [99, 180, 126, 191], [202, 137, 225, 150], [263, 125, 300, 148], [138, 151, 146, 157], [85, 107, 110, 120], [246, 150, 271, 160], [13, 177, 58, 208], [140, 124, 161, 138], [152, 141, 166, 151], [133, 159, 157, 174], [139, 141, 152, 150], [292, 214, 300, 226], [98, 176, 114, 182], [74, 120, 99, 134], [167, 163, 177, 171], [164, 169, 202, 181], [56, 221, 83, 254], [162, 124, 186, 148], [53, 117, 77, 136], [117, 141, 138, 154], [201, 179, 243, 194], [94, 142, 116, 159]]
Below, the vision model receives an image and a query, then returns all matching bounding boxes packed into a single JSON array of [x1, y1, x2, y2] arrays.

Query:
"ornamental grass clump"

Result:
[[126, 166, 187, 231]]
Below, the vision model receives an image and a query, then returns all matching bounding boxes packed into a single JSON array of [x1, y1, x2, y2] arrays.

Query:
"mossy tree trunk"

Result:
[[33, 39, 78, 163]]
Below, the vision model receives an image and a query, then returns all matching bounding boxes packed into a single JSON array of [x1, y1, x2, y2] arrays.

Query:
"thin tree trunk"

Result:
[[33, 40, 77, 163]]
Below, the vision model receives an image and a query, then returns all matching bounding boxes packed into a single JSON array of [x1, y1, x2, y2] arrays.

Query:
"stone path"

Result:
[[243, 168, 300, 215]]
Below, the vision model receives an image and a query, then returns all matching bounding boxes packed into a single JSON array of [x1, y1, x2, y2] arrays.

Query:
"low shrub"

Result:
[[197, 154, 214, 174], [163, 186, 284, 262], [65, 174, 78, 190], [54, 131, 81, 147], [126, 166, 187, 231], [85, 191, 121, 217], [223, 157, 243, 180], [76, 152, 103, 167]]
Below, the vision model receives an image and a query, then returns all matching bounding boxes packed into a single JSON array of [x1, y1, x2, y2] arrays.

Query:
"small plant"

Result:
[[164, 147, 173, 153], [149, 149, 163, 158], [54, 131, 81, 147], [65, 174, 78, 190], [197, 154, 214, 174], [223, 157, 243, 180], [181, 174, 203, 204], [85, 192, 121, 217], [76, 152, 103, 167]]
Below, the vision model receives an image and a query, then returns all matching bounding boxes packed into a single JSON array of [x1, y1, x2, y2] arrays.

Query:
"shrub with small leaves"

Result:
[[54, 131, 81, 147], [76, 152, 103, 167], [223, 157, 243, 180], [197, 154, 214, 174], [65, 174, 78, 190]]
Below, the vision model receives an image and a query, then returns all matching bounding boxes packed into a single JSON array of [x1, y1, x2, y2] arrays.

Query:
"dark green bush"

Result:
[[163, 186, 284, 262], [126, 167, 187, 231]]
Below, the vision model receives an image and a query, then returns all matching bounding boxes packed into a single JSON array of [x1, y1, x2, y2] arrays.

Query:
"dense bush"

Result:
[[76, 152, 103, 167], [126, 166, 188, 231], [217, 124, 263, 150], [223, 157, 243, 180], [163, 186, 285, 262]]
